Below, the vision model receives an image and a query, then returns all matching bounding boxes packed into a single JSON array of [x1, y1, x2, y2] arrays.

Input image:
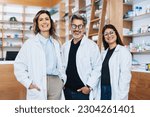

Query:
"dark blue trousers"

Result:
[[101, 85, 112, 100], [64, 88, 89, 100]]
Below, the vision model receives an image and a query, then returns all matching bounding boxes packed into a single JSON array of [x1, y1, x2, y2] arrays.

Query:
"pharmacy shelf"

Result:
[[0, 20, 33, 24], [124, 13, 150, 21], [124, 32, 150, 37], [131, 50, 150, 54]]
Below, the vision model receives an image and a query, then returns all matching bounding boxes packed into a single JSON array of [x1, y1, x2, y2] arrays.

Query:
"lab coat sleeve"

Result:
[[86, 44, 102, 89], [14, 41, 32, 89], [61, 44, 67, 84], [118, 48, 132, 100]]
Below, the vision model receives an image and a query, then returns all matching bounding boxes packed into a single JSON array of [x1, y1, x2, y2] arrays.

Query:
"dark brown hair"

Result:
[[102, 24, 124, 50], [33, 10, 58, 39]]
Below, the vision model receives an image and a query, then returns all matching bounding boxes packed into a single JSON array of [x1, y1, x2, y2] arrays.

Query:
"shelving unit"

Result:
[[64, 0, 74, 41], [64, 0, 90, 41], [131, 51, 150, 54], [0, 4, 49, 59], [123, 0, 150, 65], [123, 1, 133, 45], [58, 1, 66, 44], [124, 12, 150, 21], [122, 0, 150, 100], [88, 0, 107, 50], [124, 32, 150, 37], [71, 0, 86, 14]]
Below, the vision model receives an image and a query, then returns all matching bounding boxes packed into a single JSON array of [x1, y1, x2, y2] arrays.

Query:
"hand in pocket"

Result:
[[29, 83, 40, 91]]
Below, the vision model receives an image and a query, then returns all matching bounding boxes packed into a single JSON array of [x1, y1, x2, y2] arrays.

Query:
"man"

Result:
[[62, 14, 101, 100]]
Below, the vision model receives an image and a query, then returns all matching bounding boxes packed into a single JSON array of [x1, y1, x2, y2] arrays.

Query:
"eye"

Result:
[[45, 17, 50, 20], [104, 33, 108, 36], [71, 24, 76, 29], [110, 31, 114, 34], [78, 25, 83, 29], [39, 18, 43, 21]]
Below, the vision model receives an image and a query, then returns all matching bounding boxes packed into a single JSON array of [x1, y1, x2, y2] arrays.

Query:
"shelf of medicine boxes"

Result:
[[0, 20, 33, 25], [123, 32, 150, 37], [66, 0, 91, 16], [2, 35, 24, 48], [123, 0, 147, 5], [123, 12, 150, 21], [0, 38, 2, 48], [0, 20, 32, 36], [0, 20, 33, 47], [72, 4, 91, 14], [1, 11, 35, 16], [131, 50, 150, 54], [123, 0, 133, 45], [123, 1, 133, 6]]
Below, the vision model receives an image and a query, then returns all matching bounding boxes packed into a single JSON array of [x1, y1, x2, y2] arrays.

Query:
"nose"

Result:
[[108, 34, 112, 37], [74, 26, 80, 30]]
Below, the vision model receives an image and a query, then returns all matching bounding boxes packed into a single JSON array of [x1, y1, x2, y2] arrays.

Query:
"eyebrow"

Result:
[[104, 30, 114, 33], [71, 24, 84, 25]]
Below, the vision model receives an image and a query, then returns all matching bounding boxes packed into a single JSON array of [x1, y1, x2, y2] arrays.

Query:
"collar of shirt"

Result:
[[37, 33, 52, 45], [37, 33, 54, 52]]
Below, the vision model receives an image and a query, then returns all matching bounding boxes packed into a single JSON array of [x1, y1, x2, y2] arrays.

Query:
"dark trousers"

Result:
[[64, 87, 89, 100], [101, 85, 112, 100]]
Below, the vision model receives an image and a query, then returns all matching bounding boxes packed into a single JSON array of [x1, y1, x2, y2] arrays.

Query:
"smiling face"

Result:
[[104, 28, 117, 48], [71, 19, 85, 40], [38, 13, 51, 34]]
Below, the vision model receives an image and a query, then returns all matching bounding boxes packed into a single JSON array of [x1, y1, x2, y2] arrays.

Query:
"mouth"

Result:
[[107, 36, 114, 41], [73, 31, 81, 35], [41, 24, 49, 28]]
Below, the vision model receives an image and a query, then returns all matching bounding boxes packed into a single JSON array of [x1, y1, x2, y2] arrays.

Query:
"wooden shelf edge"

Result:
[[90, 18, 100, 23], [88, 33, 98, 37]]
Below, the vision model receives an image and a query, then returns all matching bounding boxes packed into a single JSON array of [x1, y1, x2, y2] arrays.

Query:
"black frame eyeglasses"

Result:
[[71, 24, 84, 30], [104, 30, 115, 37]]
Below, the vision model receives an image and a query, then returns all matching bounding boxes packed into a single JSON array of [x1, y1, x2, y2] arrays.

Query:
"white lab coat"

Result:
[[62, 35, 102, 100], [101, 44, 132, 100], [14, 33, 66, 100]]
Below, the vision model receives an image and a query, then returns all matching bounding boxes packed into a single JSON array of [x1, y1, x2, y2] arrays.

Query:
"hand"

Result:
[[29, 83, 40, 91], [77, 86, 91, 94]]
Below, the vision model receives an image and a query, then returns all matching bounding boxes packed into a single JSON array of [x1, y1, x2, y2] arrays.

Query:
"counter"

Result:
[[0, 61, 14, 64], [132, 69, 150, 73], [0, 62, 26, 100], [129, 71, 150, 100], [0, 61, 149, 100], [132, 65, 150, 73]]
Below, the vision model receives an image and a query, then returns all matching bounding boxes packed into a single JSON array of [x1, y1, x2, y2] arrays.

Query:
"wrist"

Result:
[[86, 85, 92, 91]]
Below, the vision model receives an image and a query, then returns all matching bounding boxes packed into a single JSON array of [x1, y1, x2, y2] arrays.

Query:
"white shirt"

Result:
[[38, 33, 59, 75]]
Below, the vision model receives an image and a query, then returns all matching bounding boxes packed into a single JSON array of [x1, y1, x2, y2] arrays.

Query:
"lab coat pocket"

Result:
[[27, 88, 41, 100]]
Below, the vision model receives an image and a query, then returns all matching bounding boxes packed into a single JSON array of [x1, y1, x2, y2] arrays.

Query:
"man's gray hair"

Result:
[[70, 13, 87, 26]]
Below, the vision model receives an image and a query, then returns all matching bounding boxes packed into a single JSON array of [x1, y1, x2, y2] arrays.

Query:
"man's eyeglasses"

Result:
[[104, 30, 115, 37], [71, 24, 84, 30]]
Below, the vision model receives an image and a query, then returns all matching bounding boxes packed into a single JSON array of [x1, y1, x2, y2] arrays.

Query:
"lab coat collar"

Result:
[[114, 44, 121, 52], [106, 44, 121, 52], [70, 35, 87, 45], [80, 35, 87, 46]]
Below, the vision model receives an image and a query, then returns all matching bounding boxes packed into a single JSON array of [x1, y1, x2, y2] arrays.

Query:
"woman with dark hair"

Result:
[[14, 10, 65, 100], [100, 24, 132, 100]]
